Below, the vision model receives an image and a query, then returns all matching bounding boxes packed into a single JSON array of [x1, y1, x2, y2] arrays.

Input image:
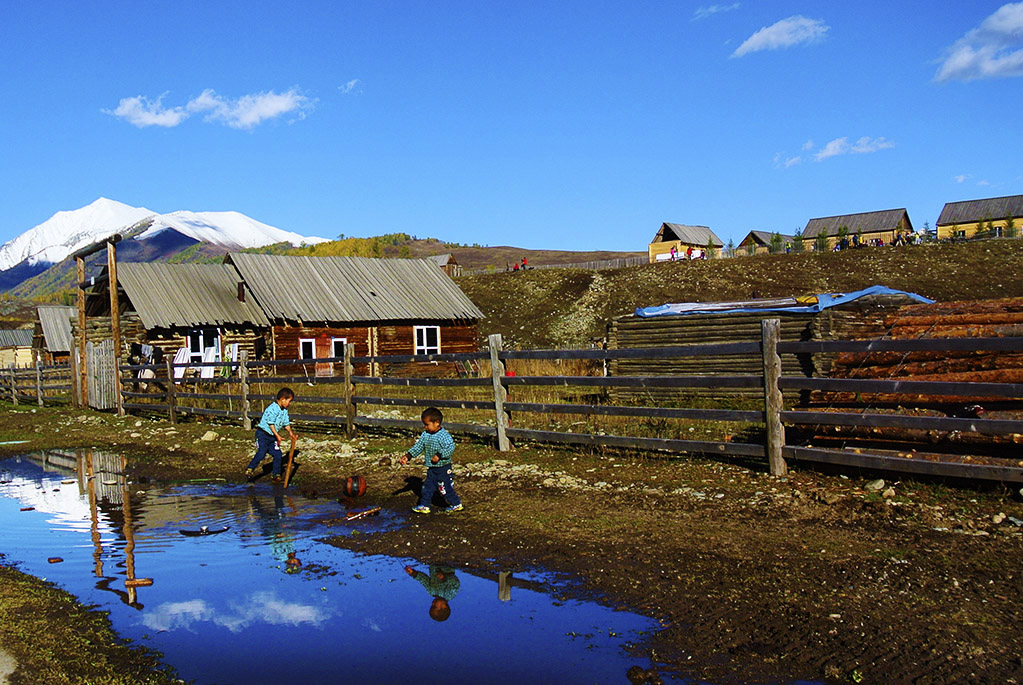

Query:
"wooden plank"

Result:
[[762, 319, 787, 476], [343, 343, 354, 438], [350, 376, 492, 387], [504, 428, 767, 457], [76, 256, 87, 406], [489, 333, 511, 451], [239, 351, 250, 431], [783, 446, 1023, 483], [165, 358, 176, 425], [781, 410, 1023, 433], [354, 396, 495, 411], [503, 375, 763, 389], [780, 337, 1023, 354], [107, 240, 123, 416], [501, 342, 762, 360], [781, 377, 1023, 398], [504, 402, 763, 423]]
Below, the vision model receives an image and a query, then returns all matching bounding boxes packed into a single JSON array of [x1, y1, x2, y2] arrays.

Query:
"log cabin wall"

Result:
[[274, 324, 373, 375]]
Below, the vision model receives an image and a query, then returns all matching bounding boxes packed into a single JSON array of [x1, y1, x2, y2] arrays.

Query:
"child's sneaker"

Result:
[[244, 468, 256, 477], [444, 504, 464, 513], [411, 505, 431, 514]]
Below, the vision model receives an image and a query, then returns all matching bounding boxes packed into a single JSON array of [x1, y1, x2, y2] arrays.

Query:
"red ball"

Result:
[[343, 475, 367, 497]]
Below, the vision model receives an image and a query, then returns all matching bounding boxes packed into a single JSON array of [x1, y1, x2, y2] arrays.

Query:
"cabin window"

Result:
[[187, 328, 220, 364], [299, 338, 316, 360], [414, 326, 440, 355], [331, 337, 347, 360]]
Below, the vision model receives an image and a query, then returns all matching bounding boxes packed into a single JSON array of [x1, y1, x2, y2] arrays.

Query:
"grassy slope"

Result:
[[457, 240, 1023, 348]]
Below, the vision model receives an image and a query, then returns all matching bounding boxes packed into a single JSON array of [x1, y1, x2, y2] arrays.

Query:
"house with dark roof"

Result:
[[225, 254, 484, 376], [737, 231, 795, 256], [33, 305, 76, 364], [648, 223, 724, 262], [936, 195, 1023, 240], [802, 209, 913, 250]]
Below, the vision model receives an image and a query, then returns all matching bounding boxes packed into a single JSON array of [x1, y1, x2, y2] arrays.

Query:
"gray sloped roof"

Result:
[[427, 253, 456, 266], [740, 230, 794, 246], [226, 253, 484, 323], [936, 195, 1023, 225], [803, 209, 911, 238], [653, 223, 724, 247], [0, 329, 33, 348], [113, 263, 270, 330], [37, 306, 76, 352]]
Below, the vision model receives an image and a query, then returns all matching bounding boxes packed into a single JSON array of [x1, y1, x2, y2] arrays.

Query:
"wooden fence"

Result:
[[110, 323, 1023, 484], [1, 362, 73, 407]]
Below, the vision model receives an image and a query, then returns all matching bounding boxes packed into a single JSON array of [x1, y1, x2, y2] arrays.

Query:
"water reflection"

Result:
[[1, 449, 661, 684]]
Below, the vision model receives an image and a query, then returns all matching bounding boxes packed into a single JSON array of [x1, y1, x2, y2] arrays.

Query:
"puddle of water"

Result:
[[0, 450, 662, 684]]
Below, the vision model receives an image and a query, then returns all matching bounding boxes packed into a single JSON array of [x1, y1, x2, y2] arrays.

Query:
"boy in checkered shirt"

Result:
[[400, 406, 463, 513]]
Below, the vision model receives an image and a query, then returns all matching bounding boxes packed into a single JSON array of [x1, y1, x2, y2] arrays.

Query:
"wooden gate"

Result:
[[86, 340, 117, 410]]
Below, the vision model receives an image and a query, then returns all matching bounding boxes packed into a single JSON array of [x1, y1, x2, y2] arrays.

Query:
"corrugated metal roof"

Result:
[[654, 223, 724, 247], [426, 253, 456, 266], [936, 195, 1023, 226], [803, 209, 911, 238], [113, 263, 270, 330], [37, 306, 75, 352], [226, 253, 484, 323], [0, 329, 33, 348]]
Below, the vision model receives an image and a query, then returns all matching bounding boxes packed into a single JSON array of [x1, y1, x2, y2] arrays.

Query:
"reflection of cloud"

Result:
[[143, 592, 329, 633], [362, 616, 383, 632]]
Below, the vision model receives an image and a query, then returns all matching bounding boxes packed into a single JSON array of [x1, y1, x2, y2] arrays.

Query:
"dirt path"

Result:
[[2, 407, 1022, 683]]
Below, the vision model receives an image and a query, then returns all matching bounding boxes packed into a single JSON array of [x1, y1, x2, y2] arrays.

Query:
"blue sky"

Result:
[[2, 1, 1022, 251]]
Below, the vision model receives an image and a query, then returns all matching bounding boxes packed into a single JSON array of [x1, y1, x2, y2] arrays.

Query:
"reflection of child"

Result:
[[245, 388, 297, 481], [404, 564, 460, 621], [399, 407, 462, 513]]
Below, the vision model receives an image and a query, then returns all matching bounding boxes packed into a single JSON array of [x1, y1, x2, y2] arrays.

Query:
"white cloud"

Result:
[[813, 136, 894, 161], [732, 15, 829, 57], [693, 3, 740, 21], [339, 79, 361, 94], [784, 156, 802, 168], [801, 140, 814, 151], [936, 3, 1023, 81], [105, 88, 313, 129], [978, 179, 991, 186], [103, 94, 188, 128], [954, 174, 971, 183]]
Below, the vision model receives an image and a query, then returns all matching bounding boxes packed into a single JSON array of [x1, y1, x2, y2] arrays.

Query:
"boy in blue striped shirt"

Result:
[[245, 387, 296, 482], [400, 407, 463, 513]]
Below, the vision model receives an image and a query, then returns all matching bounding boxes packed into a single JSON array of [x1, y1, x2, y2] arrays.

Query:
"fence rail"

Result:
[[1, 362, 73, 407]]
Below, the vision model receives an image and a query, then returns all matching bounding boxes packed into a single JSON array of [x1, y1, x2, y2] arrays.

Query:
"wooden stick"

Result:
[[283, 433, 298, 487]]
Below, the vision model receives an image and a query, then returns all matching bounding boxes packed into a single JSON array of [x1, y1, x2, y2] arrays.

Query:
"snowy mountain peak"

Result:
[[0, 199, 326, 270]]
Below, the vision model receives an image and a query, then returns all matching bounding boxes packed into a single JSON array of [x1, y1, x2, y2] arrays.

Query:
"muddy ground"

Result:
[[1, 405, 1022, 684]]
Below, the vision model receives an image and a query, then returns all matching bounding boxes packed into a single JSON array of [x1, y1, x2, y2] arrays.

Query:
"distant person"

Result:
[[400, 407, 463, 513], [245, 387, 297, 482], [785, 241, 791, 254], [512, 262, 519, 271], [404, 564, 460, 621], [521, 256, 528, 269], [669, 245, 677, 261], [686, 245, 693, 260]]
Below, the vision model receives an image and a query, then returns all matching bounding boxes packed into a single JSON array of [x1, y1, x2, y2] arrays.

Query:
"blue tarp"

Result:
[[634, 285, 934, 318]]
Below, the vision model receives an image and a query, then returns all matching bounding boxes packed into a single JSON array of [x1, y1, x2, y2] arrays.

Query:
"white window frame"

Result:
[[331, 337, 348, 360], [414, 326, 441, 355], [187, 328, 220, 365], [298, 338, 316, 360]]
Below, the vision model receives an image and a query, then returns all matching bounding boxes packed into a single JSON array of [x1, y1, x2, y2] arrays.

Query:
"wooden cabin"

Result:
[[736, 231, 795, 256], [0, 329, 34, 366], [427, 253, 462, 277], [648, 223, 724, 263], [225, 253, 484, 377], [802, 209, 913, 250], [936, 195, 1023, 240], [83, 262, 272, 369], [33, 305, 76, 364]]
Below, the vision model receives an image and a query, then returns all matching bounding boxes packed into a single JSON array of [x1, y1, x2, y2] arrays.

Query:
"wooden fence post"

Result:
[[9, 365, 17, 406], [761, 318, 787, 476], [165, 358, 177, 425], [36, 361, 43, 407], [239, 350, 251, 431], [344, 344, 355, 438], [488, 334, 511, 451]]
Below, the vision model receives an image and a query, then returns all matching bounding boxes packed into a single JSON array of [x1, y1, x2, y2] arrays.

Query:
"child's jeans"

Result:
[[418, 465, 461, 508], [247, 429, 283, 475]]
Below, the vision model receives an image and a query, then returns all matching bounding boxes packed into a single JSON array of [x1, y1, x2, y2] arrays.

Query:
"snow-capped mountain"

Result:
[[0, 198, 327, 271]]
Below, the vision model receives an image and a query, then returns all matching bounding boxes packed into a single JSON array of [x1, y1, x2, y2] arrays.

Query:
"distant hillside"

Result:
[[457, 240, 1023, 349]]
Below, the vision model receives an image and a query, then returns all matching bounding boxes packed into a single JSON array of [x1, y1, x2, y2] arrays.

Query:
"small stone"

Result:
[[882, 487, 896, 499], [135, 420, 143, 427], [378, 456, 392, 467], [130, 433, 141, 438], [201, 431, 218, 441], [992, 512, 1006, 524], [865, 479, 885, 492]]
